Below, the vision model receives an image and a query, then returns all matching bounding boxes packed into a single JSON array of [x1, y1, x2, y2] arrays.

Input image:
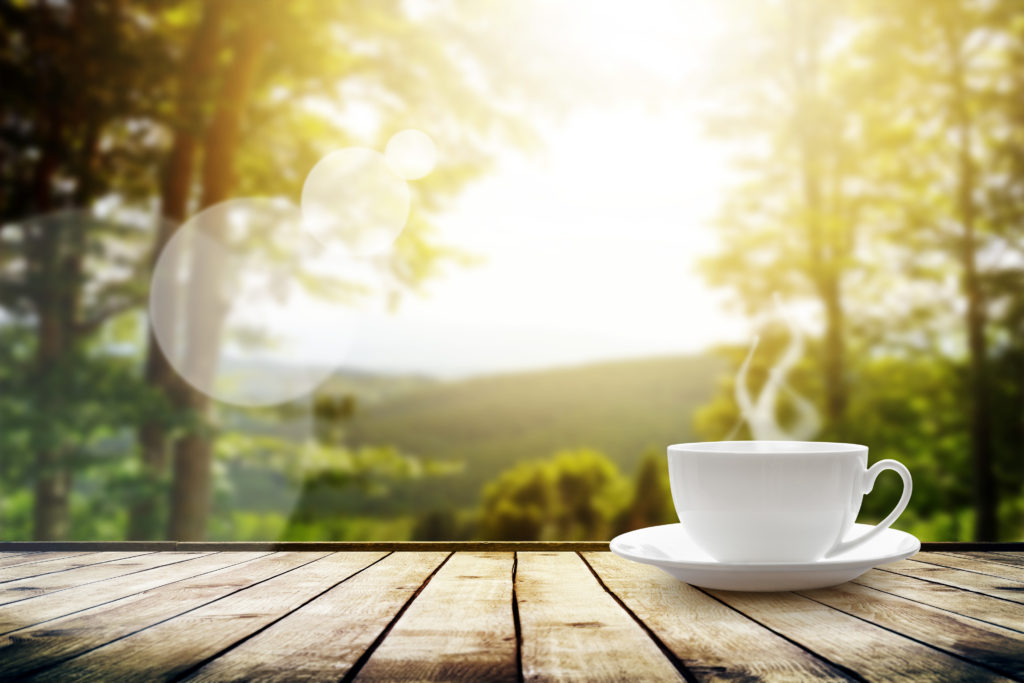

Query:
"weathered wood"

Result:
[[354, 552, 517, 682], [0, 550, 1020, 680], [582, 552, 851, 681], [992, 552, 1024, 567], [706, 589, 1011, 681], [0, 552, 208, 605], [0, 552, 285, 677], [854, 569, 1023, 632], [186, 552, 449, 682], [35, 552, 386, 681], [0, 552, 95, 570], [1, 541, 613, 552], [799, 580, 1024, 678], [915, 552, 1024, 583], [959, 552, 1024, 569], [0, 551, 146, 585], [516, 551, 684, 681], [883, 560, 1024, 604], [0, 552, 251, 634]]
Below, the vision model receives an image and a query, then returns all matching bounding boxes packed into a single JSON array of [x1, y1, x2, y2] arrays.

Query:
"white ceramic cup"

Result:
[[667, 441, 912, 563]]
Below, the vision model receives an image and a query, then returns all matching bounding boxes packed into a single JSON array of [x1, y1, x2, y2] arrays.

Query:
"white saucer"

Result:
[[609, 523, 920, 591]]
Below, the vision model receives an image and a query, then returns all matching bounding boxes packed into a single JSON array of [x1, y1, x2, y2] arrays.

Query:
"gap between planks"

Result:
[[339, 552, 453, 682], [576, 552, 697, 682]]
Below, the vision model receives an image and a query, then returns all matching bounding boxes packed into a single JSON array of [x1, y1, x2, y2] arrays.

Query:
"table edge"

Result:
[[0, 541, 1020, 551]]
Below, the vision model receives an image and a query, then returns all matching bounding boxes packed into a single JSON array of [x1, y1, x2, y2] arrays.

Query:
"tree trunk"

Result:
[[946, 24, 998, 540], [790, 0, 847, 434], [168, 21, 265, 540], [132, 0, 226, 540], [29, 93, 70, 540]]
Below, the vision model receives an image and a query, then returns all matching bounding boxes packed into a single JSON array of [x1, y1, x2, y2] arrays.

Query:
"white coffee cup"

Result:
[[667, 441, 912, 563]]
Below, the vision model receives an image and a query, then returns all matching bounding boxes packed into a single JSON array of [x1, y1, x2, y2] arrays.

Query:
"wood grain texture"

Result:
[[991, 552, 1024, 567], [0, 552, 95, 570], [854, 569, 1024, 632], [0, 552, 210, 606], [0, 552, 256, 635], [0, 552, 280, 677], [0, 550, 1020, 680], [914, 552, 1024, 582], [2, 541, 613, 552], [0, 551, 144, 585], [884, 559, 1024, 604], [958, 552, 1024, 568], [707, 589, 1011, 681], [35, 552, 385, 682], [354, 552, 517, 682], [582, 552, 851, 682], [185, 552, 447, 682], [516, 552, 684, 682], [799, 580, 1024, 678]]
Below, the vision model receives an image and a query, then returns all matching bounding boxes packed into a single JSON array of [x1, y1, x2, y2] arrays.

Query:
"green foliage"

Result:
[[479, 449, 629, 541], [615, 450, 677, 535], [700, 0, 1024, 541]]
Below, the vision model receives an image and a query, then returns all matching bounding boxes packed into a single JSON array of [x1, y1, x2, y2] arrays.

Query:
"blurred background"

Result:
[[1, 0, 1021, 543]]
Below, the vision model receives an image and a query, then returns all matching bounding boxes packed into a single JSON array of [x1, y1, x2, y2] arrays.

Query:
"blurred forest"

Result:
[[1, 0, 1022, 543]]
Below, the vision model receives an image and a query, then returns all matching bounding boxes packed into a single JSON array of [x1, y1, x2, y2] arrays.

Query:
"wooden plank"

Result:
[[1, 541, 613, 552], [883, 560, 1024, 604], [0, 551, 140, 584], [993, 552, 1024, 566], [34, 552, 387, 682], [516, 551, 684, 681], [914, 552, 1024, 583], [0, 551, 266, 635], [799, 580, 1024, 678], [582, 552, 851, 681], [854, 569, 1024, 632], [0, 552, 94, 570], [3, 541, 1023, 552], [706, 589, 1012, 681], [0, 552, 208, 605], [0, 543, 178, 552], [957, 552, 1024, 569], [917, 543, 1024, 551], [353, 552, 516, 681], [186, 552, 450, 682], [0, 552, 313, 678]]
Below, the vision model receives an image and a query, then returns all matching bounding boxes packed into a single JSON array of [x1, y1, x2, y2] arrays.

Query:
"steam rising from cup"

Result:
[[727, 294, 821, 440]]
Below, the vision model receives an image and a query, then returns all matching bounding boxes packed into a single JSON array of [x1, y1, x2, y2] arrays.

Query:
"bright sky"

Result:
[[341, 1, 747, 378]]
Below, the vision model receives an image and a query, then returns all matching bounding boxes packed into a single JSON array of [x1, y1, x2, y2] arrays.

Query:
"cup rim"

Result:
[[668, 440, 867, 455]]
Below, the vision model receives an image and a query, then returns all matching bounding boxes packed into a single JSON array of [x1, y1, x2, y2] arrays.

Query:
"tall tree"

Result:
[[167, 14, 265, 541], [131, 0, 227, 540], [146, 1, 567, 539], [853, 0, 1013, 539], [0, 0, 172, 539], [701, 0, 860, 435]]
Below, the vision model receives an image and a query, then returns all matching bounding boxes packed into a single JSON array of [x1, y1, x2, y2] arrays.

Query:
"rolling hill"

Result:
[[339, 353, 725, 514]]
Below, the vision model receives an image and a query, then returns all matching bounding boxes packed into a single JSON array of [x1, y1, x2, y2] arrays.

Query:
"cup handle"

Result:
[[824, 459, 912, 559]]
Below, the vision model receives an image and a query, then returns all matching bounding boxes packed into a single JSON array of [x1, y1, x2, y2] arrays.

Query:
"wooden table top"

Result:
[[0, 545, 1021, 681]]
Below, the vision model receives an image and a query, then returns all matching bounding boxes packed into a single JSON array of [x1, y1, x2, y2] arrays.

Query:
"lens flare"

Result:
[[149, 198, 359, 407], [300, 147, 410, 255], [384, 129, 437, 180]]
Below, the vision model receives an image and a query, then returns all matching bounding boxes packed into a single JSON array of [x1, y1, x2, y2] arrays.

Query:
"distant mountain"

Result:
[[340, 353, 725, 514]]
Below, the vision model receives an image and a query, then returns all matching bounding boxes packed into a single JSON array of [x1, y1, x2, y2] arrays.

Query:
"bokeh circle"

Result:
[[149, 198, 360, 406], [384, 129, 437, 180], [300, 147, 410, 255]]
